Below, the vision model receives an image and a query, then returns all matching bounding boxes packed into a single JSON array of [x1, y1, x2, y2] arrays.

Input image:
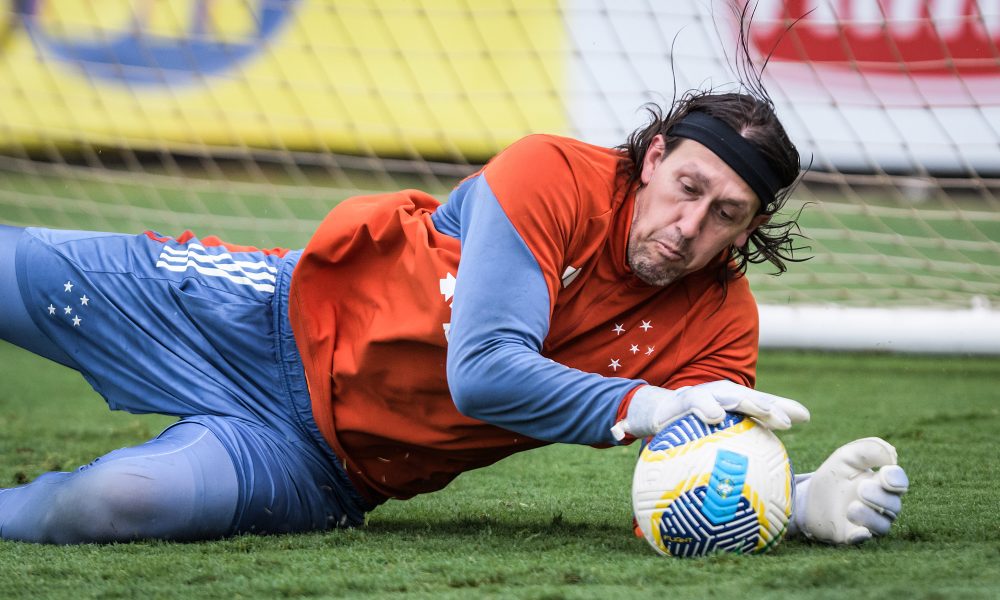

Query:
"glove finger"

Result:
[[858, 479, 902, 520], [697, 381, 772, 412], [824, 437, 898, 477], [704, 384, 807, 430], [730, 397, 791, 430], [840, 510, 876, 544], [688, 381, 809, 430], [846, 529, 874, 545], [879, 465, 909, 494], [847, 500, 893, 536], [773, 397, 811, 425], [744, 396, 806, 430], [684, 389, 726, 425], [752, 408, 792, 431], [695, 384, 777, 423]]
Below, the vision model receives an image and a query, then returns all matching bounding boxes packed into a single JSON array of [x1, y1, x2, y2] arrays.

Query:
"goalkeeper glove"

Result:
[[610, 380, 810, 441], [789, 437, 909, 544]]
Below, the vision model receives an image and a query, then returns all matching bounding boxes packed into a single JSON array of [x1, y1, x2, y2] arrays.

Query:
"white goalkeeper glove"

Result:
[[790, 437, 909, 545], [609, 380, 810, 441]]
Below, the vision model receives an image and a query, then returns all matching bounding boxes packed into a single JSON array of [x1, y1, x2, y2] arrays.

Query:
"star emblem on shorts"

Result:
[[645, 346, 655, 356], [629, 344, 639, 354], [612, 323, 625, 335], [640, 320, 652, 332], [608, 358, 621, 372], [47, 281, 89, 329]]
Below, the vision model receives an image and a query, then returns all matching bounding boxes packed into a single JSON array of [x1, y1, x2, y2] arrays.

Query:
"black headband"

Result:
[[667, 111, 782, 210]]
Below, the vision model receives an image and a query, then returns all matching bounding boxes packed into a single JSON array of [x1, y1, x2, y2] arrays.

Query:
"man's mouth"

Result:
[[654, 239, 685, 262]]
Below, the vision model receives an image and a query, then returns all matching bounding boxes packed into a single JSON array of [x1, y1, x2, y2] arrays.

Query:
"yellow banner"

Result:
[[0, 1, 566, 159]]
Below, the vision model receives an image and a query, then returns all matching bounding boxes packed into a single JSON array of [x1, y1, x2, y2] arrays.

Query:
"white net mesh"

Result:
[[1, 1, 998, 318]]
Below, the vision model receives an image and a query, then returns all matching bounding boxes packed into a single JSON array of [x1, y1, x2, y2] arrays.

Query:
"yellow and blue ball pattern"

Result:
[[632, 413, 793, 558]]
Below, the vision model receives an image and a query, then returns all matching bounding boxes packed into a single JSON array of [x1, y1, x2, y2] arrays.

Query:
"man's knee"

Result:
[[40, 464, 191, 543], [3, 425, 240, 544]]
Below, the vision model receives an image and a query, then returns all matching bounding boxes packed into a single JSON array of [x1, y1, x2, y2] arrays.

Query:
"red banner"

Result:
[[744, 0, 1000, 107]]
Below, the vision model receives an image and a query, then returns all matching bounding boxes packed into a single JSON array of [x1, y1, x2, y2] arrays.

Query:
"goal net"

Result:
[[1, 1, 997, 353]]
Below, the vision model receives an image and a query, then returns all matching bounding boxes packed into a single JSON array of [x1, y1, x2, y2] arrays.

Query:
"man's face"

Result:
[[627, 135, 769, 287]]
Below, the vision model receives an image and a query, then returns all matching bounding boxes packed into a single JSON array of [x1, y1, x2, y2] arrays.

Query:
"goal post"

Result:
[[0, 0, 997, 354]]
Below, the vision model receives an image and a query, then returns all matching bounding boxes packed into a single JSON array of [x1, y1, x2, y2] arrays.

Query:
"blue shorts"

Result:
[[12, 228, 370, 533]]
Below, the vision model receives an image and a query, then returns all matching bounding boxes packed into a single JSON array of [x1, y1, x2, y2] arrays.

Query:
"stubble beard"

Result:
[[626, 234, 687, 287]]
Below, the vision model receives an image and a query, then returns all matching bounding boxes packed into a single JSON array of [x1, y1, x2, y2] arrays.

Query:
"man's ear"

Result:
[[640, 134, 666, 186], [735, 213, 770, 248]]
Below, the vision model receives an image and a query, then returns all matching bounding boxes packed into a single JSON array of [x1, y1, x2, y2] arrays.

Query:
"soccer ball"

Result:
[[632, 412, 793, 557]]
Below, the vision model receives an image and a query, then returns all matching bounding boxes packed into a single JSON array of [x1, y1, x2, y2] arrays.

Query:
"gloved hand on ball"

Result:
[[610, 380, 810, 441]]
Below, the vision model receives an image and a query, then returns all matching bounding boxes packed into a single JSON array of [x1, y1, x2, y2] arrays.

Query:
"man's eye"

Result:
[[682, 184, 696, 194]]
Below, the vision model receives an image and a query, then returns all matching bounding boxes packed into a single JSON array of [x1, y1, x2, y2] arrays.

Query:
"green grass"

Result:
[[1, 343, 999, 599], [4, 168, 1000, 308]]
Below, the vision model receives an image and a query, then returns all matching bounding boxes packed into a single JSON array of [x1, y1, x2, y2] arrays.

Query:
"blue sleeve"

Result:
[[439, 174, 641, 446]]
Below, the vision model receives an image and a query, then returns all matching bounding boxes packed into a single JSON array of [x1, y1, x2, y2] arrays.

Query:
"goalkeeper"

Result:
[[0, 90, 906, 545]]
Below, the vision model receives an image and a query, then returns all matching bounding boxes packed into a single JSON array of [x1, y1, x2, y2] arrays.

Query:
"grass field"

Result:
[[1, 342, 998, 599], [2, 166, 999, 310]]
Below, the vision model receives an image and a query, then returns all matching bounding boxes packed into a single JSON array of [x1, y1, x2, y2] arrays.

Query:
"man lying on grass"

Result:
[[0, 87, 906, 546]]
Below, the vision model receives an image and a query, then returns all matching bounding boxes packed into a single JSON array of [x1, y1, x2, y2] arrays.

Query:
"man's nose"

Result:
[[676, 202, 709, 239]]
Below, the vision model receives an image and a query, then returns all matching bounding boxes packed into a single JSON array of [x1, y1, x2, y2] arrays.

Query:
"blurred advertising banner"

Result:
[[751, 0, 1000, 174], [569, 0, 999, 174], [0, 0, 566, 160], [1, 1, 996, 172]]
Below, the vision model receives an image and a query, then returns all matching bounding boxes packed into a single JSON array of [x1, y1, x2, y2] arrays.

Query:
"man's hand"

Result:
[[610, 380, 810, 441], [790, 437, 909, 544]]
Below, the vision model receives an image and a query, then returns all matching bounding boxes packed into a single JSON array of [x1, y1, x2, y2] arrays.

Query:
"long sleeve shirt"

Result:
[[288, 134, 759, 505]]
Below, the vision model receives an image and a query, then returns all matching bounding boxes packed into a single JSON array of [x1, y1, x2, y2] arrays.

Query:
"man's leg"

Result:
[[0, 422, 239, 543], [1, 229, 365, 542], [0, 415, 362, 544], [0, 225, 77, 367]]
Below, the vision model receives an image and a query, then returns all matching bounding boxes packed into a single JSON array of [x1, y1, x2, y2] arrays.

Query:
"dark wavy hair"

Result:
[[617, 91, 807, 278], [617, 2, 809, 280]]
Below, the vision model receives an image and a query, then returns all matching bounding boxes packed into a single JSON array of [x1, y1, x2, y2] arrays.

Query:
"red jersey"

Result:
[[288, 135, 758, 505]]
